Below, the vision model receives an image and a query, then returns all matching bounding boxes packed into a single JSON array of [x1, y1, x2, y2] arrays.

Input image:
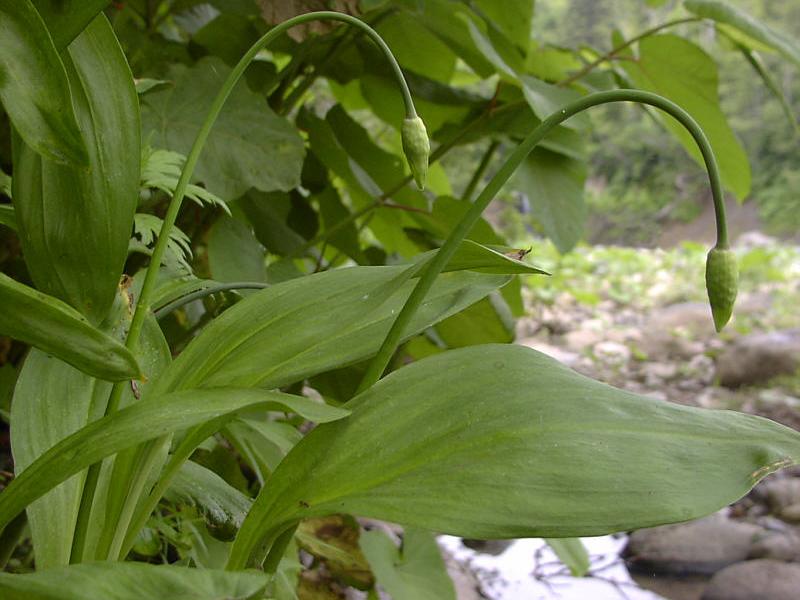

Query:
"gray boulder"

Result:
[[702, 559, 800, 600], [716, 329, 800, 388], [624, 515, 765, 576]]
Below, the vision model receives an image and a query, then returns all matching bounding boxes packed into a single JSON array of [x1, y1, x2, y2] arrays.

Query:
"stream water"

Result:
[[440, 535, 664, 599]]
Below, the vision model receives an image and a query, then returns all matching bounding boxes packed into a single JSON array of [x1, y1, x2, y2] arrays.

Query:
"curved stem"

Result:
[[556, 17, 701, 87], [71, 10, 417, 564], [154, 282, 269, 319], [356, 89, 727, 392]]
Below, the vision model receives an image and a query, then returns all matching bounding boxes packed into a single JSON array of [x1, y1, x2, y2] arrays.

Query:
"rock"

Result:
[[736, 230, 777, 249], [750, 532, 800, 562], [647, 302, 717, 339], [563, 328, 602, 352], [624, 515, 765, 576], [702, 559, 800, 600], [763, 478, 800, 519], [460, 539, 512, 556], [593, 340, 631, 365], [641, 362, 679, 386], [780, 503, 800, 523], [716, 329, 800, 388]]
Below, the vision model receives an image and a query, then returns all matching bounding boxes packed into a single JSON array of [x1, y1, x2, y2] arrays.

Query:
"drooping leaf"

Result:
[[0, 0, 87, 166], [166, 461, 252, 540], [0, 562, 266, 600], [546, 538, 590, 577], [230, 344, 800, 566], [141, 57, 305, 201], [31, 0, 110, 50], [511, 148, 587, 253], [624, 34, 751, 199], [684, 0, 800, 67], [12, 15, 140, 323], [151, 266, 510, 393], [0, 389, 349, 536], [360, 527, 455, 600], [0, 273, 141, 381]]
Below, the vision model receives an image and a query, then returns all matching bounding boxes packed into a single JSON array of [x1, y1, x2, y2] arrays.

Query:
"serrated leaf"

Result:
[[141, 57, 305, 201]]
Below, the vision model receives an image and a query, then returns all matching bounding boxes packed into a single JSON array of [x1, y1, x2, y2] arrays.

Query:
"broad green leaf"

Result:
[[375, 11, 457, 82], [0, 388, 349, 535], [31, 0, 110, 50], [12, 15, 140, 323], [0, 0, 87, 166], [166, 461, 252, 540], [434, 294, 515, 347], [0, 562, 266, 600], [546, 538, 590, 577], [624, 34, 751, 199], [684, 0, 800, 67], [511, 148, 587, 253], [231, 344, 800, 566], [0, 273, 141, 381], [141, 57, 305, 201], [360, 528, 455, 600], [11, 351, 112, 568], [463, 17, 588, 132], [394, 0, 495, 77], [151, 266, 510, 393], [208, 216, 267, 288], [474, 0, 533, 51], [0, 205, 16, 231], [239, 191, 309, 257]]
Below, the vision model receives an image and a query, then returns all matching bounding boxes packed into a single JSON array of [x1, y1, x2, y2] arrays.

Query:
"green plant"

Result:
[[1, 2, 799, 598]]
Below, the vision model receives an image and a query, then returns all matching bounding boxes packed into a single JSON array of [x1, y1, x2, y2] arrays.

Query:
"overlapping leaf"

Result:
[[230, 344, 800, 566]]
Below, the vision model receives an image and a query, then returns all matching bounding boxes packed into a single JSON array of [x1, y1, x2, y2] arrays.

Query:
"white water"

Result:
[[440, 535, 665, 599]]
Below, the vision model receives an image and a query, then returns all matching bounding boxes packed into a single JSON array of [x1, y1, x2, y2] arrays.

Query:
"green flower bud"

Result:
[[705, 246, 738, 332], [401, 116, 430, 190]]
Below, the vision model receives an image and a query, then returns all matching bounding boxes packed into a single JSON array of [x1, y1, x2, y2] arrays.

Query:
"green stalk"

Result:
[[70, 11, 419, 564], [462, 139, 500, 202], [356, 89, 726, 392]]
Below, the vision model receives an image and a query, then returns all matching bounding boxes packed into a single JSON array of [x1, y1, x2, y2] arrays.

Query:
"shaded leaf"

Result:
[[166, 461, 252, 541], [32, 0, 109, 50], [0, 562, 266, 600], [12, 15, 140, 322], [208, 216, 267, 288], [141, 57, 305, 201], [0, 0, 87, 166]]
